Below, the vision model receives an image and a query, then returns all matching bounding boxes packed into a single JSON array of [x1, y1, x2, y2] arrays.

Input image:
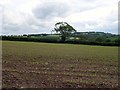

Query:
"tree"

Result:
[[114, 38, 120, 44], [95, 37, 103, 43], [53, 22, 76, 42], [106, 39, 111, 42], [79, 34, 87, 41]]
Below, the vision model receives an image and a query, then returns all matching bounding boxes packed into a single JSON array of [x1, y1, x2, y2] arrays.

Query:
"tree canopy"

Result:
[[53, 22, 76, 42]]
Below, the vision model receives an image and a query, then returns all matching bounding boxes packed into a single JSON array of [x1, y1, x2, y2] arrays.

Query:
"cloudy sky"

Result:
[[0, 0, 119, 35]]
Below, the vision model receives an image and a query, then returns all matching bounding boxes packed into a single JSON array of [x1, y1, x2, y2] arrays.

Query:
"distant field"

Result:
[[2, 41, 118, 88], [30, 35, 60, 40]]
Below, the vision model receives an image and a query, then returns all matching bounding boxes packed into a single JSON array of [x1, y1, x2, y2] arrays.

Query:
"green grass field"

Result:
[[2, 41, 118, 88]]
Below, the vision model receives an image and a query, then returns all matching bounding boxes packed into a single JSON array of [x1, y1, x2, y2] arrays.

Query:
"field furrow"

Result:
[[2, 41, 118, 88]]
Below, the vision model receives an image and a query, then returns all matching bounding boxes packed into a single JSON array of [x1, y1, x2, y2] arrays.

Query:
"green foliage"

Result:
[[106, 39, 111, 42], [53, 22, 76, 42], [95, 37, 103, 42], [1, 32, 120, 46], [78, 34, 87, 41]]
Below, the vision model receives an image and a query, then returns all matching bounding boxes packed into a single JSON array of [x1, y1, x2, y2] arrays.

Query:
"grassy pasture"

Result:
[[2, 41, 118, 88]]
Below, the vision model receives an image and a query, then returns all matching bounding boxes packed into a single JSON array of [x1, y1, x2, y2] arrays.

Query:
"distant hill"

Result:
[[74, 32, 117, 37], [26, 32, 118, 37], [1, 31, 119, 46]]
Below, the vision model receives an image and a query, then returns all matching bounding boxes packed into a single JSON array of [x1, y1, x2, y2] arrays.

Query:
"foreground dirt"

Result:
[[2, 56, 118, 88]]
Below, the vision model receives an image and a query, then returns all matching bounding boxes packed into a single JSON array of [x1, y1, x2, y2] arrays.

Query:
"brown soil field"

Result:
[[2, 41, 118, 89]]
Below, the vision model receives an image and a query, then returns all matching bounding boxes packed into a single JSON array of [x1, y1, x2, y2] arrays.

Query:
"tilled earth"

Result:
[[2, 56, 118, 88], [2, 41, 118, 88]]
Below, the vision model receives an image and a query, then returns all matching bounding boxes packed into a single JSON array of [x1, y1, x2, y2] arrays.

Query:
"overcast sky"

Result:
[[0, 0, 119, 35]]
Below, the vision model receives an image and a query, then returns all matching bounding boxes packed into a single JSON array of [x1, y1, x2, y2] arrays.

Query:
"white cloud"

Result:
[[0, 0, 119, 35], [32, 1, 70, 20]]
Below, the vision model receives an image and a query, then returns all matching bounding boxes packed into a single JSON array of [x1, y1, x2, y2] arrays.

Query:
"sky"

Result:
[[0, 0, 119, 35]]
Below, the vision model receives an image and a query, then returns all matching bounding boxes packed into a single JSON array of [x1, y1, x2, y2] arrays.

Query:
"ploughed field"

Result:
[[2, 41, 118, 88]]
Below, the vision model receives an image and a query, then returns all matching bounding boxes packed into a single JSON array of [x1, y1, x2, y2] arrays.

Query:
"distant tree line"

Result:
[[0, 22, 120, 46], [1, 33, 120, 46], [1, 35, 59, 43]]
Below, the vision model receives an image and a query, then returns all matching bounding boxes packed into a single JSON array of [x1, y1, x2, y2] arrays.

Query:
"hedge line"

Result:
[[1, 36, 119, 46]]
